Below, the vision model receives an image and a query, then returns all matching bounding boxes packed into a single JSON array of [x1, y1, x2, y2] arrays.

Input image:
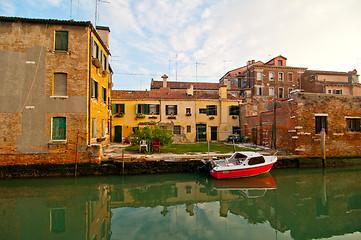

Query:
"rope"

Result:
[[19, 22, 48, 113]]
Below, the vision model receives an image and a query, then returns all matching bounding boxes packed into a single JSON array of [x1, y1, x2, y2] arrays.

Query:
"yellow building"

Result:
[[0, 17, 112, 164], [111, 76, 243, 143]]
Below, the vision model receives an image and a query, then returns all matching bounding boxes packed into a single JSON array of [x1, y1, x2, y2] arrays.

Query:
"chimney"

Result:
[[219, 84, 227, 99], [96, 26, 110, 48], [187, 85, 194, 96], [247, 60, 252, 65], [252, 60, 255, 64], [161, 74, 168, 88], [224, 78, 231, 90]]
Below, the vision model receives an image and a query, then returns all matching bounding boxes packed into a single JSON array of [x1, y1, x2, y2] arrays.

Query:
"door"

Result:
[[196, 124, 207, 142], [114, 125, 122, 142], [211, 127, 217, 141]]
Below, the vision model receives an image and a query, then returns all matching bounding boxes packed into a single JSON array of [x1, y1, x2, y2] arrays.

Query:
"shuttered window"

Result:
[[53, 73, 67, 96], [166, 105, 177, 115], [52, 117, 66, 140], [113, 104, 125, 114], [315, 116, 327, 134], [55, 31, 68, 51]]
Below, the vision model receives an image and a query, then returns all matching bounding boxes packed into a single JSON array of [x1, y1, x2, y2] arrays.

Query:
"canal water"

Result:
[[1, 167, 361, 240]]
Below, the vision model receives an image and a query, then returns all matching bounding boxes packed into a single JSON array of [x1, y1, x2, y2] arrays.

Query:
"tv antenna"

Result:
[[95, 0, 110, 27]]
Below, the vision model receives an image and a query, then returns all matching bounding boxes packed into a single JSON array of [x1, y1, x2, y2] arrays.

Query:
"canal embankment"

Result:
[[1, 153, 361, 178]]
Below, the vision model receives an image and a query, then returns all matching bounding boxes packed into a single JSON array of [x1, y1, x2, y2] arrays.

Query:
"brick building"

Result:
[[220, 56, 307, 99], [0, 17, 112, 165], [112, 75, 243, 143], [243, 92, 361, 157], [302, 69, 361, 96]]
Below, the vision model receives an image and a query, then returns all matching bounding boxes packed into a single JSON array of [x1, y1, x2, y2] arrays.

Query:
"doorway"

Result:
[[114, 125, 122, 142], [196, 124, 207, 142]]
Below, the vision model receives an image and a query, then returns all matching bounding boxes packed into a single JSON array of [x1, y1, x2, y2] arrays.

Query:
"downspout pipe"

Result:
[[88, 28, 92, 145]]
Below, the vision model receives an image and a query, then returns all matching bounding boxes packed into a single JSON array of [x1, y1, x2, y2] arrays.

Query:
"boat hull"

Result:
[[210, 162, 275, 179]]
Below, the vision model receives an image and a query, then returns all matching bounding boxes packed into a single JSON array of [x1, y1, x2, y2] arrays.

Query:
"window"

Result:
[[113, 103, 125, 114], [174, 125, 181, 134], [278, 72, 284, 81], [347, 118, 360, 132], [199, 108, 207, 114], [327, 89, 332, 94], [55, 31, 68, 51], [256, 87, 263, 96], [102, 52, 107, 71], [102, 119, 106, 137], [187, 125, 191, 133], [50, 208, 65, 233], [256, 71, 262, 81], [248, 156, 265, 165], [149, 104, 160, 115], [92, 38, 98, 58], [269, 72, 274, 81], [207, 105, 217, 115], [136, 104, 160, 115], [91, 78, 98, 99], [278, 87, 284, 98], [92, 118, 96, 138], [232, 126, 240, 134], [229, 106, 240, 115], [288, 88, 293, 97], [288, 72, 293, 82], [132, 127, 139, 133], [53, 73, 67, 96], [278, 60, 283, 66], [315, 115, 327, 134], [333, 89, 342, 95], [52, 117, 66, 140], [269, 87, 274, 96], [166, 105, 178, 115], [102, 86, 107, 103], [186, 107, 191, 115]]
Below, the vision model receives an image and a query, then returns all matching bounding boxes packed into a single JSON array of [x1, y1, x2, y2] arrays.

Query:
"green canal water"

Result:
[[1, 167, 361, 240]]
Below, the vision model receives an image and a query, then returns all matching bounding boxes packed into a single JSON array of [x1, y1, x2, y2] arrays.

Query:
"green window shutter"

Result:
[[136, 104, 139, 114], [215, 106, 217, 116], [166, 105, 169, 115], [174, 105, 178, 115], [112, 104, 116, 114], [55, 31, 68, 51], [156, 105, 160, 115], [52, 117, 66, 140], [144, 104, 149, 114], [120, 104, 125, 114]]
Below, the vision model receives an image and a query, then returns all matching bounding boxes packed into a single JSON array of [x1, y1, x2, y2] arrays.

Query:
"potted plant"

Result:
[[114, 112, 124, 117], [136, 113, 145, 119], [167, 114, 176, 119], [209, 116, 215, 120]]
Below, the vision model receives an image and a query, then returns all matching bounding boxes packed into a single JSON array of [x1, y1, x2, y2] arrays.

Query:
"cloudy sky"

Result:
[[2, 0, 361, 90]]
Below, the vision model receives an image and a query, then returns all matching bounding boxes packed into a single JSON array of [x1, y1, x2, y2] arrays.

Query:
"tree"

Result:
[[131, 125, 173, 151]]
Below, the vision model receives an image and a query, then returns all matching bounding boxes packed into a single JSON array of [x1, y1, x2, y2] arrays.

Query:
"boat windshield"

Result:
[[233, 153, 247, 162]]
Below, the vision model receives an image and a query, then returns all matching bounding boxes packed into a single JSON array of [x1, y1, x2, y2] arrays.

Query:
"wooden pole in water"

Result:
[[321, 128, 326, 168], [75, 131, 79, 177], [122, 148, 125, 175]]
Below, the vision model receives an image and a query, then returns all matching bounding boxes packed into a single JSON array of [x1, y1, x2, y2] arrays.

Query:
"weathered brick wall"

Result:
[[0, 19, 104, 164], [292, 93, 361, 157]]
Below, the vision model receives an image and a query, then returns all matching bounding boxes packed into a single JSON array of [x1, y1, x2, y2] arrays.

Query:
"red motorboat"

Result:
[[205, 152, 277, 179]]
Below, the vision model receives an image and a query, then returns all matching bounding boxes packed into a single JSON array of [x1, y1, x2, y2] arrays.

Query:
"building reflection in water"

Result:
[[0, 167, 361, 239]]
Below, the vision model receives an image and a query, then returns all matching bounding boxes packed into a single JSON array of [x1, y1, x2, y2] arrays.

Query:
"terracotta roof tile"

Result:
[[151, 81, 239, 91], [112, 89, 243, 101]]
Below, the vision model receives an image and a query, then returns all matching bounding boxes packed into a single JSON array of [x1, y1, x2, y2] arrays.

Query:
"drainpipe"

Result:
[[88, 28, 92, 145]]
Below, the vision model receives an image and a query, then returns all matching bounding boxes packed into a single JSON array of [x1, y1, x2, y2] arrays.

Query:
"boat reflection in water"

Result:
[[1, 167, 361, 239]]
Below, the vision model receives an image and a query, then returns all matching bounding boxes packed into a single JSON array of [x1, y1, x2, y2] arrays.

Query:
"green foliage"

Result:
[[131, 125, 173, 149]]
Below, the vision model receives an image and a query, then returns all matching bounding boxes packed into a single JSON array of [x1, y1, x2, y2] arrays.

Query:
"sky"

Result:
[[1, 0, 361, 90]]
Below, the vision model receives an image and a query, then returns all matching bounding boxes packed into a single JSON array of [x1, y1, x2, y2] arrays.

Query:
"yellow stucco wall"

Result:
[[111, 97, 241, 143], [89, 31, 111, 145]]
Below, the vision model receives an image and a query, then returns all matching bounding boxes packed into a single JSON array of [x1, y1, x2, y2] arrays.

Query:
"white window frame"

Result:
[[269, 87, 274, 96], [278, 72, 284, 81], [269, 72, 274, 81], [288, 72, 293, 82], [278, 87, 284, 98]]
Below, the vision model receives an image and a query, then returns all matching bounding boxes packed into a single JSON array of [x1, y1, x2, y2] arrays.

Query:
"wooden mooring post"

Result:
[[122, 148, 125, 175], [321, 128, 326, 168]]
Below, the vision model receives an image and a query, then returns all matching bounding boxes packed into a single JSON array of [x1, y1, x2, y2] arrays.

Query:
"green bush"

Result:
[[131, 125, 173, 149]]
